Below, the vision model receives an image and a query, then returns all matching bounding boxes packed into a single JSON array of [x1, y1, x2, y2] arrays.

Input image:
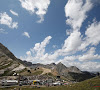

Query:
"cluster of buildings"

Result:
[[0, 75, 76, 87]]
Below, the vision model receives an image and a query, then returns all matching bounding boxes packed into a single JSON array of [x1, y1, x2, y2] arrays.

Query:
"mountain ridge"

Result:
[[0, 43, 96, 81]]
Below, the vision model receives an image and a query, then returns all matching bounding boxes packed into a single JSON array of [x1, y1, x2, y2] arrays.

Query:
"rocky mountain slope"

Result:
[[23, 60, 96, 81], [0, 43, 27, 76]]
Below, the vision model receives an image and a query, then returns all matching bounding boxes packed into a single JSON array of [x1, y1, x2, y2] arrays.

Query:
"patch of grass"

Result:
[[68, 72, 94, 82], [18, 68, 27, 73], [33, 71, 43, 75], [1, 69, 10, 76], [48, 73, 53, 76]]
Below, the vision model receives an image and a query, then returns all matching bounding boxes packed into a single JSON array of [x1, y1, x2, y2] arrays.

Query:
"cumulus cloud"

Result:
[[63, 56, 77, 61], [63, 31, 82, 53], [57, 47, 100, 62], [10, 10, 18, 16], [59, 60, 100, 72], [0, 12, 18, 29], [23, 32, 30, 38], [31, 36, 52, 57], [20, 36, 53, 64], [50, 31, 82, 57], [26, 51, 31, 56], [63, 0, 100, 54], [65, 0, 93, 30], [53, 0, 94, 57], [78, 47, 100, 61], [19, 0, 50, 23], [78, 20, 100, 51], [86, 21, 100, 46], [66, 29, 72, 35]]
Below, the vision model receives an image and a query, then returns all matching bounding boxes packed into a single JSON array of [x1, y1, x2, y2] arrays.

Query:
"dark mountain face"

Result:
[[0, 43, 17, 60]]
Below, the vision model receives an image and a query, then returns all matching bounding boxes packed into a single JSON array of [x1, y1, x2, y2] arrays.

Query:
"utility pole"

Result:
[[18, 73, 21, 90]]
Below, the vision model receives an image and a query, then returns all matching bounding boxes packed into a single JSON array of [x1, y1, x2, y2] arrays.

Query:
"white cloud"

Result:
[[78, 47, 100, 61], [80, 62, 100, 72], [59, 60, 100, 72], [65, 0, 93, 30], [66, 29, 72, 35], [20, 36, 53, 64], [19, 0, 50, 23], [23, 32, 30, 38], [52, 0, 94, 57], [0, 12, 18, 29], [52, 45, 57, 48], [26, 51, 31, 56], [60, 47, 100, 62], [50, 31, 82, 57], [63, 56, 77, 61], [0, 28, 8, 34], [86, 21, 100, 46], [10, 10, 18, 16], [63, 31, 82, 53], [62, 0, 99, 56], [31, 36, 52, 57], [78, 21, 100, 51]]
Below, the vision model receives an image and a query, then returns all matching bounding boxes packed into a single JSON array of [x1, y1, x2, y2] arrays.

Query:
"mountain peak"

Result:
[[57, 62, 63, 65]]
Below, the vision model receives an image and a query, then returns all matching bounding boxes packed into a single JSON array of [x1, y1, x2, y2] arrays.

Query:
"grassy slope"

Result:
[[0, 76, 100, 90], [19, 68, 43, 76]]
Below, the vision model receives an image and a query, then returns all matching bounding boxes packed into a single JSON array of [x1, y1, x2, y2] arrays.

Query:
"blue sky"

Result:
[[0, 0, 100, 71]]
